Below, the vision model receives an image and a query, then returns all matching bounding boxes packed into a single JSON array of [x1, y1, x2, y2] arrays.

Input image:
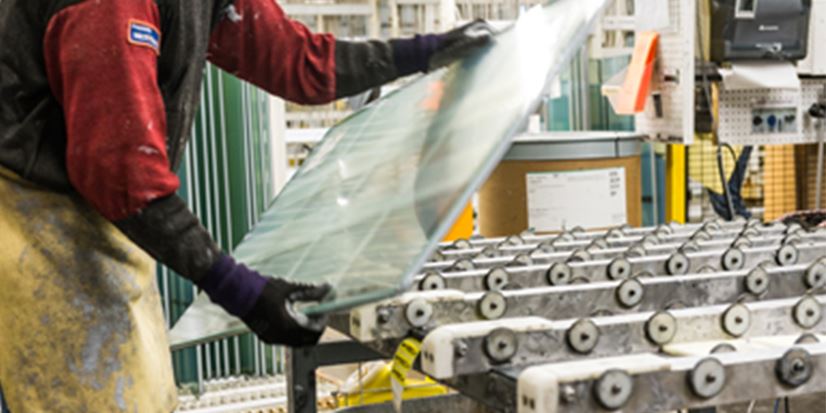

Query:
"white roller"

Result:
[[421, 317, 556, 379], [516, 354, 669, 413], [349, 290, 464, 341]]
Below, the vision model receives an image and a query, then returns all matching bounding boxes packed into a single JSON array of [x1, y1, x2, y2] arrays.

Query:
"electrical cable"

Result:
[[716, 145, 736, 220], [722, 142, 743, 219], [710, 144, 753, 220], [722, 142, 738, 164]]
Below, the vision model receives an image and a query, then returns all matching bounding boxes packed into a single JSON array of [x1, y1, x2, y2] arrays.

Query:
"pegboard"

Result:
[[634, 0, 695, 144], [718, 79, 826, 146]]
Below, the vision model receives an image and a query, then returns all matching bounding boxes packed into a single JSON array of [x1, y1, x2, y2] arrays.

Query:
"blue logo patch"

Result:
[[128, 20, 160, 54]]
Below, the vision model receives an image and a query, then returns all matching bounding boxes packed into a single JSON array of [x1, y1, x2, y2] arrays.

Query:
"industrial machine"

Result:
[[296, 219, 826, 413], [710, 0, 812, 62], [708, 0, 819, 146]]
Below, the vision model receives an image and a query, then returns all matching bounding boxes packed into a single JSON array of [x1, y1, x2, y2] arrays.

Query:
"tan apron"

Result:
[[0, 166, 177, 412]]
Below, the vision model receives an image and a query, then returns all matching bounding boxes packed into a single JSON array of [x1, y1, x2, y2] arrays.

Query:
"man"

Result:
[[0, 0, 492, 411]]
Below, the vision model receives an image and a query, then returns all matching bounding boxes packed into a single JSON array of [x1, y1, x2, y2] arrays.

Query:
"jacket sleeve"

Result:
[[44, 0, 178, 220], [208, 0, 337, 104], [44, 0, 220, 281], [207, 0, 403, 103]]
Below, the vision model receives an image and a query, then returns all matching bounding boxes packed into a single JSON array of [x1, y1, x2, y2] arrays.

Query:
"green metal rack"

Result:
[[157, 65, 283, 388]]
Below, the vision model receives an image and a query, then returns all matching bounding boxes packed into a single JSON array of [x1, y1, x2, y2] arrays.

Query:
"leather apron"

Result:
[[0, 166, 176, 412]]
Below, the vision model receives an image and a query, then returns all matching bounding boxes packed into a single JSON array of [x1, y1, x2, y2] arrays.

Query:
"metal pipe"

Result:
[[233, 337, 241, 375], [191, 95, 206, 390], [205, 67, 223, 247], [253, 336, 261, 377], [240, 85, 254, 230], [248, 85, 261, 223], [577, 47, 590, 131], [260, 341, 268, 375], [161, 266, 170, 327], [204, 343, 209, 379], [815, 93, 826, 210], [200, 74, 215, 238], [216, 68, 235, 251], [213, 67, 242, 378], [815, 124, 824, 209], [222, 339, 230, 378], [195, 342, 205, 394]]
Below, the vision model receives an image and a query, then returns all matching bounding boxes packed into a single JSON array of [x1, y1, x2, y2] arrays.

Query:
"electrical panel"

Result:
[[750, 107, 799, 134], [716, 79, 826, 145]]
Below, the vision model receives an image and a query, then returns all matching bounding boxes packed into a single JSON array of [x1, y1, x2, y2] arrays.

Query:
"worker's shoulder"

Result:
[[30, 0, 202, 19], [37, 0, 239, 21], [1, 0, 156, 24], [0, 0, 82, 29]]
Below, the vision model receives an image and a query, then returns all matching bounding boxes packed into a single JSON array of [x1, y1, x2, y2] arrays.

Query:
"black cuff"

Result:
[[388, 34, 442, 76], [114, 195, 220, 282], [334, 40, 399, 98]]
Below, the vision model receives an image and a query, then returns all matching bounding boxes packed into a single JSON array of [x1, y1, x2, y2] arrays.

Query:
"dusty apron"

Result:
[[0, 166, 177, 412]]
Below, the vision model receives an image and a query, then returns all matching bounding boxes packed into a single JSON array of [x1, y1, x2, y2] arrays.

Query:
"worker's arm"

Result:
[[207, 0, 493, 104], [43, 0, 326, 347]]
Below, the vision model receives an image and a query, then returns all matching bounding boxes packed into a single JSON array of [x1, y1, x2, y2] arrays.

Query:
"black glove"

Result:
[[388, 19, 495, 77], [241, 277, 332, 347], [333, 19, 494, 98], [199, 254, 331, 347], [428, 19, 495, 71]]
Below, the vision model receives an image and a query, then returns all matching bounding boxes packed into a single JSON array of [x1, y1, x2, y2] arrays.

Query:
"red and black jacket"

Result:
[[0, 0, 409, 281]]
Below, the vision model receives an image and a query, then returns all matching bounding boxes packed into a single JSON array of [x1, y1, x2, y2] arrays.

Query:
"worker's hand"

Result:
[[428, 19, 495, 71], [199, 255, 331, 347], [241, 277, 332, 347]]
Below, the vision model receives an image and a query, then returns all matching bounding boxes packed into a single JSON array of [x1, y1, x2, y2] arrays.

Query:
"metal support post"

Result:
[[809, 102, 826, 209], [815, 121, 823, 209], [576, 47, 591, 131], [287, 340, 385, 413]]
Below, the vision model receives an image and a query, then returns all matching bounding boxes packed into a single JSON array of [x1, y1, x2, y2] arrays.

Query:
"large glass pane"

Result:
[[170, 0, 610, 347]]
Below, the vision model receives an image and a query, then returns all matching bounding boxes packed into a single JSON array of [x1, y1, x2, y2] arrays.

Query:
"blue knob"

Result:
[[767, 115, 778, 128]]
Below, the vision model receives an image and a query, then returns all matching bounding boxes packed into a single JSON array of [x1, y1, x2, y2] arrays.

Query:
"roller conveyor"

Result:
[[412, 240, 826, 294], [419, 295, 826, 378], [424, 231, 822, 272], [351, 260, 826, 341], [509, 340, 826, 413], [434, 219, 801, 256], [338, 221, 826, 413], [432, 223, 817, 265]]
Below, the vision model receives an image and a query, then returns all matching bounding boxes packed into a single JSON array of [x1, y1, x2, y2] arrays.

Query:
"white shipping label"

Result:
[[526, 168, 628, 232]]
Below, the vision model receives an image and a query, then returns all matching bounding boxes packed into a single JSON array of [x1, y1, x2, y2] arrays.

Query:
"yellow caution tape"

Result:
[[390, 338, 421, 386]]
